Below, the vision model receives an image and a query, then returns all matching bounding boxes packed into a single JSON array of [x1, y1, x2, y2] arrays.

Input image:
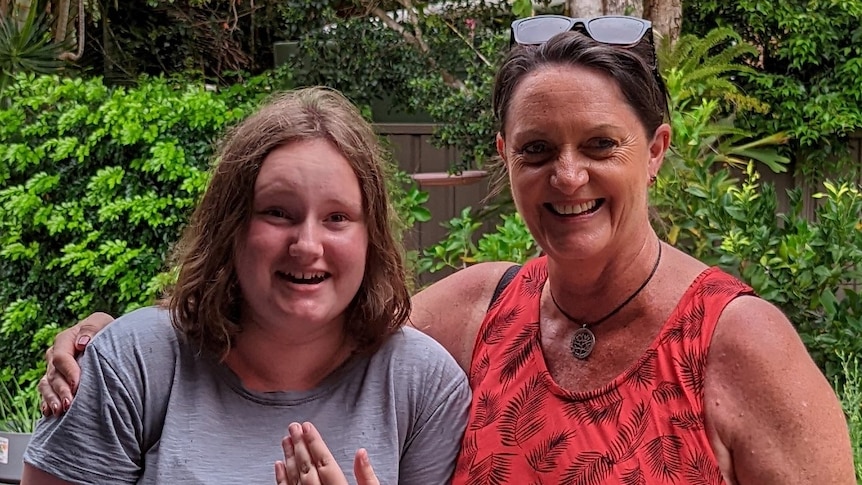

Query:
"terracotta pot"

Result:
[[410, 170, 488, 187]]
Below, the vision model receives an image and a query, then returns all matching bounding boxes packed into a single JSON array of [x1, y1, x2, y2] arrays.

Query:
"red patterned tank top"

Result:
[[451, 257, 754, 485]]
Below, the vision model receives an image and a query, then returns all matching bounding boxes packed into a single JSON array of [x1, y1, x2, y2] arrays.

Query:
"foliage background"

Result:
[[684, 0, 862, 179], [0, 73, 254, 382], [2, 2, 862, 472]]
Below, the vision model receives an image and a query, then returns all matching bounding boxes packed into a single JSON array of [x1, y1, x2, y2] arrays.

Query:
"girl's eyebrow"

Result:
[[253, 186, 363, 212]]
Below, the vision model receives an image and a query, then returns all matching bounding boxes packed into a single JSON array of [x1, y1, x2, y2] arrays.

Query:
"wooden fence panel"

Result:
[[377, 124, 862, 285], [376, 123, 493, 285]]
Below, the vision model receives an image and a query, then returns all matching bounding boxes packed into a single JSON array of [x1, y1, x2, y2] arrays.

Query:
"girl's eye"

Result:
[[262, 208, 288, 218], [328, 214, 348, 223]]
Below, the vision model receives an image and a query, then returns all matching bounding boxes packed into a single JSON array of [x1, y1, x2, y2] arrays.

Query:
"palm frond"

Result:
[[0, 8, 65, 91], [660, 27, 760, 110], [688, 28, 743, 67], [712, 43, 759, 68]]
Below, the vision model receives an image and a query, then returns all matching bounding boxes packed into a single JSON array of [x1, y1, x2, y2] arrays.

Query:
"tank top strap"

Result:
[[469, 257, 548, 386], [655, 266, 756, 395], [674, 267, 754, 351]]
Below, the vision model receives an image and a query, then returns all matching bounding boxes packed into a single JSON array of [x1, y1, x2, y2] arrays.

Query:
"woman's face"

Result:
[[498, 63, 669, 263], [234, 138, 368, 335]]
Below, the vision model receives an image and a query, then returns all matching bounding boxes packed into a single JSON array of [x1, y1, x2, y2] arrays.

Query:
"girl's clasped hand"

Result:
[[275, 422, 379, 485]]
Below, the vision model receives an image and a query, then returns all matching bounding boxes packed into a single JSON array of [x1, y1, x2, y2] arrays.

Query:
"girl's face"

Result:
[[234, 138, 368, 338]]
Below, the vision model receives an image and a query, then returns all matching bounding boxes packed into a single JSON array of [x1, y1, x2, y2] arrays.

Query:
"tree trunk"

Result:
[[565, 0, 643, 17], [102, 0, 113, 78], [606, 0, 643, 16], [58, 0, 84, 61], [644, 0, 681, 45], [565, 0, 682, 46], [13, 0, 31, 29], [565, 0, 602, 17], [55, 0, 70, 44]]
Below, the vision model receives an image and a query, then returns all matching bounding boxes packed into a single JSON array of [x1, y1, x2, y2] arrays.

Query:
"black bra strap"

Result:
[[488, 264, 522, 310]]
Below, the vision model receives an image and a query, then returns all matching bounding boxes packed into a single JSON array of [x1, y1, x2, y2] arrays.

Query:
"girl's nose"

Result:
[[288, 223, 324, 260]]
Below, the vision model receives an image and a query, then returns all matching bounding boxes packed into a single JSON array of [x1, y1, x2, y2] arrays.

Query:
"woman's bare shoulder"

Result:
[[410, 261, 519, 372], [704, 296, 855, 484]]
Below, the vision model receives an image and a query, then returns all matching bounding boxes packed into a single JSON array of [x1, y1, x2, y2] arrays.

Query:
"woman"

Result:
[[40, 17, 854, 485], [22, 87, 469, 484]]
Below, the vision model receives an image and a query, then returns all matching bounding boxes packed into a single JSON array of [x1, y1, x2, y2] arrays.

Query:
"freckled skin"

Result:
[[432, 63, 852, 484], [498, 64, 663, 269]]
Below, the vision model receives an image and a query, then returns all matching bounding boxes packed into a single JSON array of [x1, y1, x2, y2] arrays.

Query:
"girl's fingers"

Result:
[[288, 422, 321, 485], [274, 460, 288, 485], [300, 422, 348, 483], [281, 432, 302, 485], [353, 448, 380, 485], [279, 421, 355, 485]]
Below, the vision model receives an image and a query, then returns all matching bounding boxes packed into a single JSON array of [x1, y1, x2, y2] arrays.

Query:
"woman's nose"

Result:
[[550, 151, 589, 194]]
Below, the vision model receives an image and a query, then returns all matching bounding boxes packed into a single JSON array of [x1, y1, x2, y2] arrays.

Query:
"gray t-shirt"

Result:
[[24, 306, 470, 484]]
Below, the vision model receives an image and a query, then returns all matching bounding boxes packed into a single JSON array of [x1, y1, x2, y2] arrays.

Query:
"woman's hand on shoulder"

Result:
[[410, 261, 518, 372], [275, 422, 378, 485], [39, 312, 116, 416], [704, 296, 855, 485]]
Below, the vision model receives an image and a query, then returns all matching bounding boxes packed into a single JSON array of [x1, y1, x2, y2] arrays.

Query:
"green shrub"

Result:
[[0, 369, 40, 433], [715, 169, 862, 380], [685, 0, 862, 177], [652, 27, 790, 263], [416, 208, 538, 274], [834, 352, 862, 482], [0, 74, 247, 381], [653, 28, 862, 381], [0, 72, 426, 383], [406, 32, 508, 172], [272, 2, 515, 171]]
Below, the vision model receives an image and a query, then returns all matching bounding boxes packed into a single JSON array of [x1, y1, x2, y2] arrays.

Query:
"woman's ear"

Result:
[[648, 123, 671, 178], [496, 132, 507, 163]]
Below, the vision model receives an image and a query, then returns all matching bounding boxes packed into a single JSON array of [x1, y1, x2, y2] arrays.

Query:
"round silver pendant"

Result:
[[570, 326, 596, 360]]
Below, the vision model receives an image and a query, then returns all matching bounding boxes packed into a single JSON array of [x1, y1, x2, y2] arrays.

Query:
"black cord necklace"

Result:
[[549, 240, 662, 360]]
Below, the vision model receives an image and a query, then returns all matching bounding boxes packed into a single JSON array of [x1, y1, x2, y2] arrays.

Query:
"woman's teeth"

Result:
[[552, 200, 598, 215]]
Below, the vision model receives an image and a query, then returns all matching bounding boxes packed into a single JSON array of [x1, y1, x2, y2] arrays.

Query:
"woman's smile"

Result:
[[546, 199, 605, 217]]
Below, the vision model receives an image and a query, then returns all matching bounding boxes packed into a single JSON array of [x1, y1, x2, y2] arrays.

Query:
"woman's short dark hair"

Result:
[[493, 30, 669, 138], [167, 87, 411, 360]]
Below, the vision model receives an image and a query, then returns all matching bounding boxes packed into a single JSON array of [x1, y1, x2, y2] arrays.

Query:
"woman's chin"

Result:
[[540, 230, 610, 260]]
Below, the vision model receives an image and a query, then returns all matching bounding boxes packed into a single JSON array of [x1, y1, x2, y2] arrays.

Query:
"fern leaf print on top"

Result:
[[452, 257, 753, 484]]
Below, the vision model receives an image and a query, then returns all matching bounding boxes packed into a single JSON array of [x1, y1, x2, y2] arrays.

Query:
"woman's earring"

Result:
[[649, 175, 657, 185]]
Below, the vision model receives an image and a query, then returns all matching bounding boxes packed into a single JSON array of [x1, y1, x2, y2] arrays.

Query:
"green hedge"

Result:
[[0, 72, 426, 382], [0, 74, 256, 380]]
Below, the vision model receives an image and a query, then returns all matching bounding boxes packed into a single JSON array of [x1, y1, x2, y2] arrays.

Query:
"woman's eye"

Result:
[[328, 213, 348, 223], [522, 142, 549, 155], [589, 138, 618, 150]]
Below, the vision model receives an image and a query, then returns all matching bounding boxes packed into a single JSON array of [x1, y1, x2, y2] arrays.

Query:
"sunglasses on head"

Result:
[[510, 15, 653, 47], [509, 14, 666, 97]]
